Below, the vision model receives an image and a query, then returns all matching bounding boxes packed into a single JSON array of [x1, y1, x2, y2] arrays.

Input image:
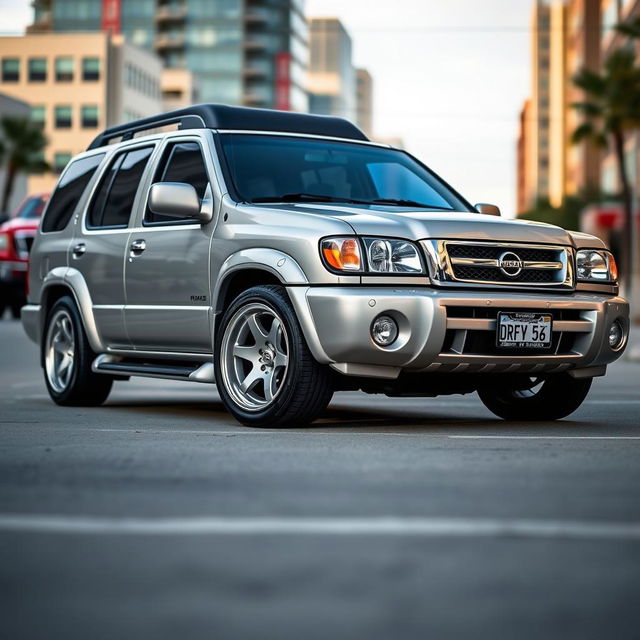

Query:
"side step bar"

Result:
[[92, 354, 215, 384]]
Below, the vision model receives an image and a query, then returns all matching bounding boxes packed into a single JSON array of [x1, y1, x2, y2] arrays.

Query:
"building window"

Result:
[[54, 105, 72, 128], [55, 57, 74, 82], [81, 105, 99, 128], [82, 57, 100, 81], [28, 57, 47, 82], [54, 152, 72, 175], [1, 58, 20, 82], [30, 105, 46, 129]]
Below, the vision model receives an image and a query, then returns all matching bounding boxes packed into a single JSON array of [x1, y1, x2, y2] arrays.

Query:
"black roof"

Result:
[[87, 103, 368, 150]]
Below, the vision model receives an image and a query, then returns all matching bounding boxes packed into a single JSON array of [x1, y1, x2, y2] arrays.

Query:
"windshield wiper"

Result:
[[368, 198, 453, 210], [250, 193, 366, 204]]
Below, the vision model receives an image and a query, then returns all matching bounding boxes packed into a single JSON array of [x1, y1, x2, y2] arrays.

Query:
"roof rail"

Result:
[[87, 103, 369, 150]]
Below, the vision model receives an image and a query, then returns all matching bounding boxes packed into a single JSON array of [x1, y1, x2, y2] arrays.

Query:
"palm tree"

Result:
[[571, 44, 640, 291], [0, 116, 49, 215]]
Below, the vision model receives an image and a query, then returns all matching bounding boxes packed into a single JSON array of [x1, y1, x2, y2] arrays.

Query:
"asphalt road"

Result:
[[1, 316, 640, 639]]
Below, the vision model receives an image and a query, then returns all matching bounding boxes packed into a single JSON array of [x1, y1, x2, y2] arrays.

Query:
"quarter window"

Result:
[[1, 58, 19, 82], [41, 153, 105, 233], [28, 57, 47, 82], [145, 141, 209, 224], [88, 146, 153, 228], [55, 57, 74, 82]]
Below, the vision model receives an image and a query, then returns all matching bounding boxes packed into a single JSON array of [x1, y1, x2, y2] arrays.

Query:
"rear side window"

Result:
[[41, 154, 104, 233], [145, 141, 209, 225], [88, 146, 153, 228]]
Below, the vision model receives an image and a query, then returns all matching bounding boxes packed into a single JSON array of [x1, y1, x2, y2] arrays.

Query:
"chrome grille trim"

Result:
[[422, 240, 575, 290]]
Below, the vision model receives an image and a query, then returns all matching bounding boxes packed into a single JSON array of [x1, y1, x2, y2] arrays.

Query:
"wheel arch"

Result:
[[40, 268, 103, 359]]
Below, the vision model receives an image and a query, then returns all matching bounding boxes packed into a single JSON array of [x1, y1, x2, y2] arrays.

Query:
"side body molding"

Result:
[[40, 266, 104, 353]]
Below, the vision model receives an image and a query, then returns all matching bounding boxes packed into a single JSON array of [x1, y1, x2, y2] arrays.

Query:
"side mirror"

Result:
[[148, 182, 213, 223], [475, 203, 501, 217]]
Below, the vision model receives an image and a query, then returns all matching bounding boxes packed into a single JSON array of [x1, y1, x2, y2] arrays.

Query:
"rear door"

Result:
[[75, 144, 156, 349], [123, 134, 214, 353]]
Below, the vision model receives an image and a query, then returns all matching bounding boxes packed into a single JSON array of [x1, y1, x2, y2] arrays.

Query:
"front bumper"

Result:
[[287, 287, 629, 379]]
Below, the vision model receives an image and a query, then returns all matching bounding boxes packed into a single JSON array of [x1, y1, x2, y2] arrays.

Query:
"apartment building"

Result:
[[355, 68, 373, 138], [0, 32, 162, 192], [308, 18, 356, 121], [29, 0, 309, 112]]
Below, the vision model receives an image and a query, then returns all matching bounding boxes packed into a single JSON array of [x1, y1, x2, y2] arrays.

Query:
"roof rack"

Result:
[[87, 103, 368, 150]]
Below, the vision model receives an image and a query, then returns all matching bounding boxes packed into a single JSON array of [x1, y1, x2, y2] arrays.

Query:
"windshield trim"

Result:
[[214, 131, 475, 213]]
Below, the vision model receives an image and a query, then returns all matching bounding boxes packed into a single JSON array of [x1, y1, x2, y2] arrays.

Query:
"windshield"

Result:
[[14, 196, 48, 219], [219, 134, 471, 212]]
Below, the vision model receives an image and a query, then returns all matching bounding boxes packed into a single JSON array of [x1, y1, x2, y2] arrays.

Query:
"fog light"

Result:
[[371, 315, 398, 346], [608, 320, 624, 350]]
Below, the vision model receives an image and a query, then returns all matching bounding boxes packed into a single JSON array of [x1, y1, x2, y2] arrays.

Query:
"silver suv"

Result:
[[22, 104, 629, 427]]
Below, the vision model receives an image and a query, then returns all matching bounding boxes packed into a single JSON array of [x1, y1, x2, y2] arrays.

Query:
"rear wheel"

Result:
[[43, 296, 113, 406], [477, 373, 592, 421], [215, 285, 333, 427]]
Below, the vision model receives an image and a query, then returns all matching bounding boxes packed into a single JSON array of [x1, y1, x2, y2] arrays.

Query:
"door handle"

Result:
[[72, 243, 86, 258], [130, 239, 146, 254]]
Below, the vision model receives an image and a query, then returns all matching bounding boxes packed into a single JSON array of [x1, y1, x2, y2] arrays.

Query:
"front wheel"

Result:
[[214, 285, 333, 427], [477, 373, 592, 421]]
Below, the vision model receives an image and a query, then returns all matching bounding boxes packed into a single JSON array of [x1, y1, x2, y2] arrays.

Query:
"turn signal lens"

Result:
[[609, 254, 619, 282], [321, 238, 362, 271]]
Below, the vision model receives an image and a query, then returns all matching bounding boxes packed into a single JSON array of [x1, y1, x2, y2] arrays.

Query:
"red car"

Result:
[[0, 194, 49, 318]]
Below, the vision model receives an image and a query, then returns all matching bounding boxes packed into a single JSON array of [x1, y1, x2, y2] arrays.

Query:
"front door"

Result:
[[124, 137, 213, 353]]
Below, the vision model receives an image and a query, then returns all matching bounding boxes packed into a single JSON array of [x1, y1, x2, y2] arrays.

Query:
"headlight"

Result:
[[321, 237, 362, 271], [321, 237, 425, 274], [364, 238, 423, 273], [0, 233, 9, 252], [576, 249, 618, 283]]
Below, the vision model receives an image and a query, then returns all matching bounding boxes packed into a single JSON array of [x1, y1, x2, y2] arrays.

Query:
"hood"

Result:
[[265, 203, 573, 246]]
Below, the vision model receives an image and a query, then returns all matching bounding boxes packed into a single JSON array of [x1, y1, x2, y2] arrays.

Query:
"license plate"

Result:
[[497, 312, 552, 349]]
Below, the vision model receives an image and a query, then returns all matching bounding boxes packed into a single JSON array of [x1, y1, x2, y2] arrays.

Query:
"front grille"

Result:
[[441, 306, 590, 357], [443, 242, 571, 288]]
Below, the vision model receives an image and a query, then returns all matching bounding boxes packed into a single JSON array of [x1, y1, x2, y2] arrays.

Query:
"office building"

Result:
[[0, 94, 30, 213], [0, 32, 163, 193], [355, 68, 373, 138], [28, 0, 309, 111], [308, 18, 356, 121]]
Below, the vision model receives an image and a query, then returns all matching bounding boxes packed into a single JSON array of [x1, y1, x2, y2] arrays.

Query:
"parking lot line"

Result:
[[1, 514, 640, 540], [449, 435, 640, 440]]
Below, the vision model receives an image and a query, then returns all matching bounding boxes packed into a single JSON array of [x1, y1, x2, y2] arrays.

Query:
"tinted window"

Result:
[[15, 196, 48, 219], [88, 147, 153, 228], [41, 154, 104, 233], [145, 141, 209, 224], [219, 134, 469, 212]]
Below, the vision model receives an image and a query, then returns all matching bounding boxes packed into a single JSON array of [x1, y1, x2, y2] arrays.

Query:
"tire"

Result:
[[10, 301, 22, 319], [214, 285, 333, 427], [42, 296, 113, 406], [477, 373, 592, 421]]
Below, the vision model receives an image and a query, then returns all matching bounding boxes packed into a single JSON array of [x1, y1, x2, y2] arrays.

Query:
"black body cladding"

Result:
[[87, 103, 369, 150]]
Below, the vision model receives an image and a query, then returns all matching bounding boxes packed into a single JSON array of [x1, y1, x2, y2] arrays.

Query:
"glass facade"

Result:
[[48, 0, 308, 110]]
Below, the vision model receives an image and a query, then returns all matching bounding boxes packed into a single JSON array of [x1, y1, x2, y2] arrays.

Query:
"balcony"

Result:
[[155, 33, 186, 50], [156, 5, 187, 23]]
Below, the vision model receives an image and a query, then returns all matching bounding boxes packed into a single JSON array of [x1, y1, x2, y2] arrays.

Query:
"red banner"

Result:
[[275, 52, 291, 111], [102, 0, 121, 34]]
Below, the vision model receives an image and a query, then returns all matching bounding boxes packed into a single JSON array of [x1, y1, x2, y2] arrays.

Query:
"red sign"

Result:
[[102, 0, 121, 34], [275, 52, 291, 111]]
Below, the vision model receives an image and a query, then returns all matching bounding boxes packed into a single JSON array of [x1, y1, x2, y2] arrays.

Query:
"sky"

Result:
[[0, 0, 532, 214]]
